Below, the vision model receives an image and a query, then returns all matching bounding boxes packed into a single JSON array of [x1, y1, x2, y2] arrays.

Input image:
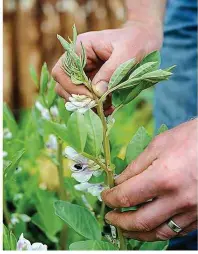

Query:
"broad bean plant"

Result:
[[3, 25, 174, 251]]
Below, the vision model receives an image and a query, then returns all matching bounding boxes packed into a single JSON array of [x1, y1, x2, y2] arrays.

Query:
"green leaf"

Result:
[[164, 65, 176, 72], [54, 201, 101, 240], [69, 240, 118, 250], [126, 127, 151, 164], [32, 190, 63, 242], [140, 241, 169, 250], [72, 24, 77, 48], [3, 225, 10, 250], [40, 63, 49, 94], [119, 76, 146, 90], [129, 62, 158, 79], [44, 120, 68, 143], [46, 78, 57, 108], [80, 41, 87, 68], [4, 149, 25, 183], [3, 225, 17, 250], [128, 239, 143, 250], [140, 50, 161, 68], [29, 65, 39, 88], [57, 98, 71, 124], [3, 103, 18, 135], [71, 75, 83, 84], [67, 112, 88, 152], [122, 79, 155, 105], [142, 69, 172, 81], [84, 110, 103, 156], [9, 232, 17, 250], [109, 58, 136, 88], [157, 124, 168, 135], [57, 34, 71, 52], [113, 157, 128, 175]]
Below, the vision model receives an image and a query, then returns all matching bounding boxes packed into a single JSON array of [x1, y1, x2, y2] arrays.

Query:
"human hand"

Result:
[[52, 20, 163, 114], [102, 119, 197, 241]]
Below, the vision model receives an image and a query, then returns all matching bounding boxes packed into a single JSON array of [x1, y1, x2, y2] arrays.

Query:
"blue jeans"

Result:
[[154, 0, 197, 250]]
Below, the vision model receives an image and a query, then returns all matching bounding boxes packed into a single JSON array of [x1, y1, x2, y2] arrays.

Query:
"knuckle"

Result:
[[180, 191, 196, 209], [148, 136, 160, 151], [156, 229, 173, 240], [134, 217, 152, 232], [116, 188, 131, 208], [157, 164, 181, 191], [51, 65, 59, 80]]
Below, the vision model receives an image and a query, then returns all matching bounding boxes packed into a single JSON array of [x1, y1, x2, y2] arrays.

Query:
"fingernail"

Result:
[[105, 213, 111, 224], [93, 81, 108, 97]]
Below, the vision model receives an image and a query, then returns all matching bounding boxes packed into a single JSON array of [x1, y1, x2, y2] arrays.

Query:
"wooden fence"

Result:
[[3, 0, 125, 111]]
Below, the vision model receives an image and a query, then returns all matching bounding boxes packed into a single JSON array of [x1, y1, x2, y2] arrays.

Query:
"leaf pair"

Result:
[[108, 51, 175, 106], [45, 110, 103, 157]]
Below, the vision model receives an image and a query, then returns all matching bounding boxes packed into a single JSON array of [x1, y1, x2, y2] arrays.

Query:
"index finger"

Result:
[[102, 161, 162, 208]]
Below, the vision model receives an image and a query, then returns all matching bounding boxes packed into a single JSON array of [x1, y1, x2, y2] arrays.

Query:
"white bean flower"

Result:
[[65, 94, 96, 113], [3, 128, 12, 139], [46, 134, 58, 150], [50, 105, 59, 118], [10, 213, 31, 226], [35, 101, 50, 120], [17, 234, 47, 251], [75, 182, 105, 201], [63, 146, 102, 182], [3, 151, 8, 158]]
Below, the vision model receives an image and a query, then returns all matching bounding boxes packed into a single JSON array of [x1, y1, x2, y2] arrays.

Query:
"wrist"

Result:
[[124, 0, 166, 30], [123, 17, 163, 32]]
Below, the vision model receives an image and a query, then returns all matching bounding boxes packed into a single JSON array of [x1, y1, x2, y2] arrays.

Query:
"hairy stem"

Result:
[[87, 82, 127, 250], [57, 141, 67, 250], [95, 99, 126, 250]]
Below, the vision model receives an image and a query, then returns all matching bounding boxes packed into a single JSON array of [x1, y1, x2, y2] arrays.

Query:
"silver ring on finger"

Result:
[[167, 219, 182, 233]]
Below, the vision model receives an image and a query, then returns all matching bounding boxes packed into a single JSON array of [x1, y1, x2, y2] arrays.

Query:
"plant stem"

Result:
[[82, 152, 106, 171], [57, 141, 66, 200], [117, 227, 127, 250], [95, 99, 127, 250], [98, 201, 106, 228], [57, 140, 67, 250], [96, 101, 111, 168], [3, 190, 10, 225], [88, 82, 127, 250]]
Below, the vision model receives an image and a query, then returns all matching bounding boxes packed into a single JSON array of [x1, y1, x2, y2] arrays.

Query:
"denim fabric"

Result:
[[154, 0, 197, 129], [154, 0, 197, 250]]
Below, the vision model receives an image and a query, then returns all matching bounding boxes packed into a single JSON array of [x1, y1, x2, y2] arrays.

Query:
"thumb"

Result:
[[92, 50, 133, 97]]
